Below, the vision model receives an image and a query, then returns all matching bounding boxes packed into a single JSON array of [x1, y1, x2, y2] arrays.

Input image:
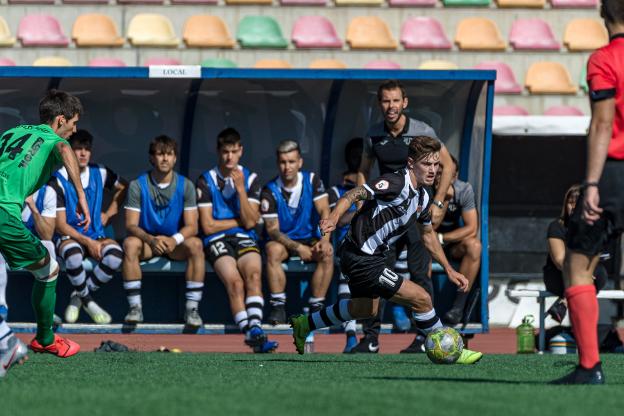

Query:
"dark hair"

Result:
[[560, 184, 581, 226], [217, 127, 241, 149], [149, 135, 177, 156], [377, 80, 407, 101], [601, 0, 624, 25], [408, 136, 442, 162], [344, 137, 363, 174], [450, 154, 459, 173], [39, 89, 83, 124], [69, 129, 93, 150]]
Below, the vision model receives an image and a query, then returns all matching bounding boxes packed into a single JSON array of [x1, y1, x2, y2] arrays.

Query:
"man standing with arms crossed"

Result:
[[0, 90, 90, 377], [552, 0, 624, 385]]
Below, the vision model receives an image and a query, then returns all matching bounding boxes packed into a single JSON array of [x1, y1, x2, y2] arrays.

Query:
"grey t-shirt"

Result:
[[125, 171, 197, 213], [438, 179, 476, 233]]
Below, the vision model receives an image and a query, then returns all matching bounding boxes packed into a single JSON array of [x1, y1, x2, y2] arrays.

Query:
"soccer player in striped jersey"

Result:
[[197, 128, 278, 353], [290, 136, 483, 364]]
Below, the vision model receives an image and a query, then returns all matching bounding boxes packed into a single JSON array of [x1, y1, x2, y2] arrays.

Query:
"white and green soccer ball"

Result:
[[424, 327, 464, 364]]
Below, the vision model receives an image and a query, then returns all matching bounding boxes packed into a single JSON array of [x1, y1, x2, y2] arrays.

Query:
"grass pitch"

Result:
[[2, 353, 624, 416]]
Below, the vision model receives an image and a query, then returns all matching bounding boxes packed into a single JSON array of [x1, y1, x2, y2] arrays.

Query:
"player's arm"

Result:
[[102, 176, 129, 226], [199, 205, 240, 235], [320, 186, 371, 234], [125, 208, 167, 255], [430, 145, 453, 227], [419, 222, 468, 291], [548, 238, 566, 271], [264, 216, 301, 252], [232, 170, 260, 230], [439, 209, 478, 244], [56, 209, 104, 260], [56, 142, 90, 230], [314, 195, 332, 242], [24, 196, 55, 241]]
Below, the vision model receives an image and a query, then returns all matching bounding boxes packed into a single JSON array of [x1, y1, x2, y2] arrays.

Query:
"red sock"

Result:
[[565, 284, 599, 369]]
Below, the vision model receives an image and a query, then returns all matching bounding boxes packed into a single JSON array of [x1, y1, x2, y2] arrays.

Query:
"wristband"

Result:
[[438, 233, 445, 245], [432, 200, 444, 209], [172, 233, 185, 246], [582, 181, 599, 189]]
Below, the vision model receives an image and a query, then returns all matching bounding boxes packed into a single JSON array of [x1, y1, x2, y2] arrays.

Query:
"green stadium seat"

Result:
[[201, 58, 237, 68], [443, 0, 490, 5], [236, 16, 288, 49]]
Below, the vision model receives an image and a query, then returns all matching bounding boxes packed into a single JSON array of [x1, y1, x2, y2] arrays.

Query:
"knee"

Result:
[[102, 244, 123, 271], [266, 243, 284, 263], [245, 270, 261, 285], [227, 278, 245, 296], [185, 237, 204, 258], [61, 243, 84, 269], [123, 237, 142, 258], [465, 238, 482, 259]]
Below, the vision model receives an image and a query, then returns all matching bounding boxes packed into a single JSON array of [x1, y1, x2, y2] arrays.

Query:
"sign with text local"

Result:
[[148, 65, 201, 79]]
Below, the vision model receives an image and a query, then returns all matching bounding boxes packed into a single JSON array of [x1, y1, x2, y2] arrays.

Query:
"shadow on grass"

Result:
[[230, 358, 431, 366], [364, 375, 624, 385]]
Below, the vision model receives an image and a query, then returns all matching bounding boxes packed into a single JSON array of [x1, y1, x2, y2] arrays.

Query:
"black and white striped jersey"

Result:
[[347, 169, 432, 255]]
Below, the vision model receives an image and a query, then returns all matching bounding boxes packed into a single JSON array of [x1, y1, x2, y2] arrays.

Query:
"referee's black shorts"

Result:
[[567, 159, 624, 256]]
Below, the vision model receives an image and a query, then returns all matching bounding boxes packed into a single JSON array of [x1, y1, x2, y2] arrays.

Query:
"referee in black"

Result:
[[351, 80, 455, 353]]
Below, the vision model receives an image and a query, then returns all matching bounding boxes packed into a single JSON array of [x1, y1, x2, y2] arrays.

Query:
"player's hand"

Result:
[[150, 236, 169, 256], [582, 186, 603, 225], [312, 239, 334, 260], [430, 204, 444, 228], [100, 212, 110, 227], [230, 169, 245, 192], [319, 217, 337, 236], [24, 195, 37, 213], [447, 269, 469, 292], [163, 236, 177, 253], [76, 193, 91, 232], [297, 244, 313, 262], [86, 239, 104, 261]]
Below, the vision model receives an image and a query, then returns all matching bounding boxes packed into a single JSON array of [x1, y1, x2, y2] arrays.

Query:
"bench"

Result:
[[505, 289, 624, 352]]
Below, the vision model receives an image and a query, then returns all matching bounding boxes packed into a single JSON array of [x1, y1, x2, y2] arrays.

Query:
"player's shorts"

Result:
[[0, 206, 47, 270], [567, 160, 624, 256], [393, 225, 431, 280], [205, 234, 260, 264], [338, 239, 403, 299]]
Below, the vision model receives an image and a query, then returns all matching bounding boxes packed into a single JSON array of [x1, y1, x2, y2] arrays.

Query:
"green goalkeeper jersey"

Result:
[[0, 124, 68, 218]]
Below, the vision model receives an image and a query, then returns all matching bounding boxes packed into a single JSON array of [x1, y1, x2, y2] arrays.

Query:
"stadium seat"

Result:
[[226, 0, 271, 5], [389, 0, 436, 6], [118, 0, 164, 4], [127, 14, 179, 47], [309, 59, 347, 69], [254, 59, 292, 68], [509, 19, 560, 50], [8, 0, 53, 4], [364, 60, 401, 69], [564, 19, 608, 51], [73, 14, 124, 47], [543, 105, 584, 116], [280, 0, 326, 5], [401, 17, 451, 50], [183, 15, 235, 48], [580, 65, 588, 93], [474, 61, 521, 94], [144, 57, 182, 65], [493, 105, 529, 116], [525, 61, 577, 94], [336, 0, 383, 5], [63, 0, 108, 4], [171, 0, 217, 3], [0, 17, 15, 47], [496, 0, 544, 6], [455, 18, 506, 51], [237, 16, 288, 49], [550, 0, 597, 7], [32, 56, 72, 66], [88, 58, 127, 67], [346, 17, 397, 50], [18, 15, 69, 47], [200, 58, 237, 68], [419, 60, 458, 69], [292, 16, 342, 49], [0, 58, 16, 66], [443, 0, 490, 6]]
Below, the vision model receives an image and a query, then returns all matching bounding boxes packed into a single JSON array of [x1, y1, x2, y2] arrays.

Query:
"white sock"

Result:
[[123, 281, 142, 307], [0, 254, 7, 306], [234, 310, 249, 332], [0, 318, 12, 349]]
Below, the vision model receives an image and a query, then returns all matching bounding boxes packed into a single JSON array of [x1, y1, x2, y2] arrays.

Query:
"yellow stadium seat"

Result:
[[73, 14, 124, 47], [309, 59, 347, 69], [127, 14, 179, 47], [496, 0, 544, 7], [455, 17, 506, 51], [0, 17, 15, 46], [336, 0, 382, 5], [183, 15, 234, 48], [254, 59, 292, 68], [525, 61, 577, 94], [346, 17, 397, 50], [419, 60, 458, 69], [33, 56, 72, 66], [564, 19, 608, 51]]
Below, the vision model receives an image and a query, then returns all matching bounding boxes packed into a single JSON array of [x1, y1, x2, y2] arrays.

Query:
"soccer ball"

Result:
[[424, 327, 464, 364]]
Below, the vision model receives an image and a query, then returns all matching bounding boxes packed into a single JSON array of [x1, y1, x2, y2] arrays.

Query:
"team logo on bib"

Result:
[[261, 199, 270, 213], [375, 180, 389, 191]]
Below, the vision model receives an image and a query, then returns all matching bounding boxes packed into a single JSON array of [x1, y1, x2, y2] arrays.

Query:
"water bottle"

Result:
[[516, 315, 535, 354]]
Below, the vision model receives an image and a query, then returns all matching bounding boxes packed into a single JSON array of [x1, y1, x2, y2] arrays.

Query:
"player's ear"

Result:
[[407, 157, 414, 169], [402, 96, 409, 109]]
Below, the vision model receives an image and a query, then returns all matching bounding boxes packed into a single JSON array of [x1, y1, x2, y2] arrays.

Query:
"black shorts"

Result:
[[205, 235, 260, 264], [543, 263, 608, 297], [567, 160, 624, 256], [393, 224, 431, 280], [338, 240, 403, 299], [289, 238, 319, 257]]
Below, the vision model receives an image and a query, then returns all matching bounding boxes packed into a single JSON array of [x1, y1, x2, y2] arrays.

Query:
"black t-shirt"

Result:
[[544, 219, 566, 273]]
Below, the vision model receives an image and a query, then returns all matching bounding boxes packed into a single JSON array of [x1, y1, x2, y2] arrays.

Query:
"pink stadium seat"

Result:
[[63, 0, 108, 4], [9, 0, 53, 4], [118, 0, 164, 4], [543, 105, 584, 116], [144, 57, 182, 66], [88, 58, 127, 67], [493, 105, 529, 116], [280, 0, 327, 4], [509, 18, 560, 50], [474, 61, 522, 94], [18, 15, 69, 47], [550, 0, 597, 7], [0, 58, 16, 66], [389, 0, 436, 6], [292, 16, 342, 49], [400, 17, 451, 50], [364, 60, 401, 69]]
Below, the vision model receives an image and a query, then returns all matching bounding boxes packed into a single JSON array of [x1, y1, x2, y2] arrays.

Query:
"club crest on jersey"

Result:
[[375, 180, 389, 191], [261, 199, 270, 213]]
